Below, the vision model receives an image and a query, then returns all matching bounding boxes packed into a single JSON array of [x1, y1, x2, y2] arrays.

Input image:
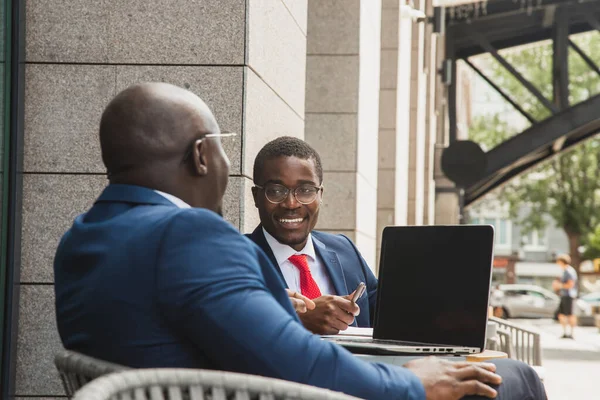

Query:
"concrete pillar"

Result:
[[377, 1, 399, 270], [423, 0, 438, 225], [16, 1, 307, 396], [407, 0, 427, 226], [306, 0, 381, 269], [434, 58, 472, 224]]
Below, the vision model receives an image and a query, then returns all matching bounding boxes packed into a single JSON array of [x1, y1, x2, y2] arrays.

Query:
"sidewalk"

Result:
[[510, 318, 600, 399]]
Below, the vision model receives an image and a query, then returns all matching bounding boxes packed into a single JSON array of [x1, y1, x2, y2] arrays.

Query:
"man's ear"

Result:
[[192, 139, 208, 176], [251, 185, 260, 208]]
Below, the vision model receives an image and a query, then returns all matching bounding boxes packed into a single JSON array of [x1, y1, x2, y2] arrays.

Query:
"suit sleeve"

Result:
[[155, 211, 424, 400], [340, 234, 379, 325]]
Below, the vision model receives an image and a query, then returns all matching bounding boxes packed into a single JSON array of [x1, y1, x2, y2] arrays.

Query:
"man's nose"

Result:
[[281, 190, 300, 209]]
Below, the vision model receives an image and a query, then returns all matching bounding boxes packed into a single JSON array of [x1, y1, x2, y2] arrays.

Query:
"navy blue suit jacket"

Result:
[[54, 184, 425, 400], [247, 227, 378, 327]]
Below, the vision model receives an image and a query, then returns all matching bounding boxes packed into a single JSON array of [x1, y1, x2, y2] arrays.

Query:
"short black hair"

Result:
[[253, 136, 323, 184]]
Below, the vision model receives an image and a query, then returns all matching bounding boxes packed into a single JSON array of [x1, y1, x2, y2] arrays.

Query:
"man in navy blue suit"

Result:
[[247, 137, 378, 334], [54, 82, 546, 400]]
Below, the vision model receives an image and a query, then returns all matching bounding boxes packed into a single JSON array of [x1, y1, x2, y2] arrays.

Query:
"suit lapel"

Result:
[[312, 236, 349, 296], [250, 226, 287, 286]]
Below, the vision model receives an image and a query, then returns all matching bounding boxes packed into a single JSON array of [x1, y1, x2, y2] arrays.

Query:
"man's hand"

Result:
[[552, 279, 561, 291], [286, 289, 316, 314], [405, 357, 502, 399], [298, 292, 360, 335]]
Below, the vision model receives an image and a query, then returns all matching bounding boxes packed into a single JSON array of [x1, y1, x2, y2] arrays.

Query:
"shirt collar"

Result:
[[154, 190, 191, 209], [262, 227, 316, 267]]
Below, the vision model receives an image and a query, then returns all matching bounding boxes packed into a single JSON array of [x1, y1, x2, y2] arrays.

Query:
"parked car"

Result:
[[580, 291, 600, 308], [491, 284, 592, 320]]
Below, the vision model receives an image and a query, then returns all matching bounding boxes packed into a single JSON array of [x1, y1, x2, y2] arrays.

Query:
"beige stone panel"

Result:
[[380, 8, 398, 50], [243, 68, 304, 177], [377, 169, 395, 209], [107, 0, 245, 64], [26, 0, 245, 64], [305, 113, 357, 172], [316, 172, 356, 231], [407, 198, 416, 225], [116, 65, 244, 174], [241, 177, 261, 233], [282, 0, 308, 35], [380, 49, 398, 90], [408, 166, 416, 201], [305, 55, 359, 113], [15, 286, 64, 396], [25, 0, 110, 63], [248, 0, 307, 116], [377, 208, 394, 247], [426, 179, 436, 225], [379, 89, 397, 130], [382, 0, 399, 9], [24, 64, 116, 173], [378, 129, 396, 169], [307, 0, 360, 55], [433, 144, 447, 178], [435, 192, 460, 224], [394, 126, 409, 227], [20, 175, 107, 283], [222, 176, 243, 229]]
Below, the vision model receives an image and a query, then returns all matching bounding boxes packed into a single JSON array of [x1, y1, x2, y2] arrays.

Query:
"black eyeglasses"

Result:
[[254, 183, 323, 205], [181, 132, 236, 164]]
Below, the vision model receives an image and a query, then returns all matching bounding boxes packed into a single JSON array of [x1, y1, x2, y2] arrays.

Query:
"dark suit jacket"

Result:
[[247, 226, 378, 327], [54, 184, 424, 400]]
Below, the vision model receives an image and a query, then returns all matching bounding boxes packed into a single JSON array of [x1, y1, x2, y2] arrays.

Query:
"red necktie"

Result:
[[288, 254, 322, 300]]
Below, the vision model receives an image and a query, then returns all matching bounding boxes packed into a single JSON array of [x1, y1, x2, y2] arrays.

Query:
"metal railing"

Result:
[[488, 317, 542, 366]]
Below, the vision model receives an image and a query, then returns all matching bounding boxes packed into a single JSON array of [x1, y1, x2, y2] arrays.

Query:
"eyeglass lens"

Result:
[[264, 184, 319, 204]]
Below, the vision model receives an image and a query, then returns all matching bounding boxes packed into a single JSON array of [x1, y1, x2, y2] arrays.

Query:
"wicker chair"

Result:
[[72, 368, 362, 400], [55, 350, 129, 397]]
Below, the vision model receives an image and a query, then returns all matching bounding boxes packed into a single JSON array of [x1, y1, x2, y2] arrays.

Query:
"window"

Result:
[[522, 230, 548, 251], [469, 216, 511, 248]]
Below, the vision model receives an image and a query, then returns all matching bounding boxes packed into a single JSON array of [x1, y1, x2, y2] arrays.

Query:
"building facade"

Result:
[[0, 1, 460, 396]]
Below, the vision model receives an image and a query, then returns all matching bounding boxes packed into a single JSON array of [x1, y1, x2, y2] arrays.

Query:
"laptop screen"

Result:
[[374, 225, 494, 350]]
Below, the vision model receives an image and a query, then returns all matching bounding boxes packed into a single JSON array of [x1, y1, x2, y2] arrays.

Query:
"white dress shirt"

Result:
[[154, 190, 191, 209], [263, 228, 337, 296]]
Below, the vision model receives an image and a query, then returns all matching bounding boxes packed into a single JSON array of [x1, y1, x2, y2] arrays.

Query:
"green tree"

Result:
[[584, 225, 600, 261], [468, 32, 600, 272]]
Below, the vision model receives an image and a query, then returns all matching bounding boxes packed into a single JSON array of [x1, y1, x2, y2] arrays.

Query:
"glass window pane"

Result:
[[498, 219, 507, 245], [537, 230, 547, 246]]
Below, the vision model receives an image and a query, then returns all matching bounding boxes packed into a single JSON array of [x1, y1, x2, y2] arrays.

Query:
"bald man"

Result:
[[54, 83, 547, 400]]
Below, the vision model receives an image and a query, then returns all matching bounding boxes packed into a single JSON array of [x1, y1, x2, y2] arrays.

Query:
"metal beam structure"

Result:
[[471, 31, 559, 114], [463, 58, 537, 124], [569, 39, 600, 77], [465, 94, 600, 204], [440, 0, 600, 206], [444, 0, 599, 58], [553, 6, 570, 111]]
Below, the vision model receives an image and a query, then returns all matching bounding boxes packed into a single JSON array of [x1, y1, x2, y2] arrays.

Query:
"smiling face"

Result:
[[253, 156, 323, 251]]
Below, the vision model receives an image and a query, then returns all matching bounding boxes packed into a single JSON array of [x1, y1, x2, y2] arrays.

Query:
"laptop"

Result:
[[323, 225, 495, 356]]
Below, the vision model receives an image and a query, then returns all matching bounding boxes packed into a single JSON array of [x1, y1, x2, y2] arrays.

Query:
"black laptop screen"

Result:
[[373, 225, 494, 350]]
